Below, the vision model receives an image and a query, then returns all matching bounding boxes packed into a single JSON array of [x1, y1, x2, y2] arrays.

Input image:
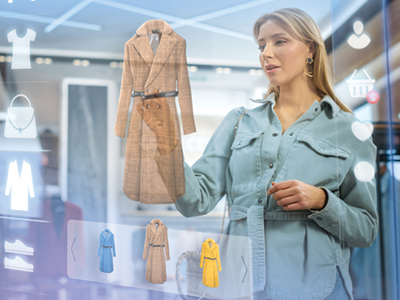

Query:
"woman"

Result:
[[175, 8, 378, 300]]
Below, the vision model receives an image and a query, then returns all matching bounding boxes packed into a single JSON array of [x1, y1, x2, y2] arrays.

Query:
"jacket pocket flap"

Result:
[[231, 130, 264, 150], [296, 132, 350, 159]]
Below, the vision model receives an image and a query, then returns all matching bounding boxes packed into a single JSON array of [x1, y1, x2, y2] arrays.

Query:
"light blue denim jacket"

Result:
[[175, 92, 378, 300]]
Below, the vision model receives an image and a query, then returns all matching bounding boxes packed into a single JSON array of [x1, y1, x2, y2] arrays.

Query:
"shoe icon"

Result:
[[4, 256, 34, 272], [5, 240, 34, 256]]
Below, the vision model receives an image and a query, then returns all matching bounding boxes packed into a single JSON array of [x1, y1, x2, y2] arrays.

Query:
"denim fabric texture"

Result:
[[175, 92, 378, 300]]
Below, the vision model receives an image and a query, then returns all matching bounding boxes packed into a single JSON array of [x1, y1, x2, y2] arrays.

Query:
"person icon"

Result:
[[347, 21, 371, 49]]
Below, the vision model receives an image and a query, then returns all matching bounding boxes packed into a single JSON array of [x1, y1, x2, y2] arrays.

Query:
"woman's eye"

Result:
[[276, 40, 285, 45], [258, 45, 266, 51]]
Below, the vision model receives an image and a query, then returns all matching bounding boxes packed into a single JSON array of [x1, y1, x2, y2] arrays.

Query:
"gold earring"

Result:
[[304, 57, 314, 78]]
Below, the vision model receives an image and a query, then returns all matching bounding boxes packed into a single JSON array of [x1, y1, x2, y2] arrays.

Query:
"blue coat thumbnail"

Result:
[[98, 229, 116, 273]]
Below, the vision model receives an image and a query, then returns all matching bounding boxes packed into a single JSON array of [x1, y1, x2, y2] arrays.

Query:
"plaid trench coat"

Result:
[[115, 19, 196, 204]]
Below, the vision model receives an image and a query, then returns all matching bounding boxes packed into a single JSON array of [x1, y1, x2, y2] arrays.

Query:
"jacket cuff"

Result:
[[308, 187, 340, 229]]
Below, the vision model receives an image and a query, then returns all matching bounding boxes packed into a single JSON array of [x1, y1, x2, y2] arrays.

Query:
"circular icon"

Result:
[[366, 90, 380, 104]]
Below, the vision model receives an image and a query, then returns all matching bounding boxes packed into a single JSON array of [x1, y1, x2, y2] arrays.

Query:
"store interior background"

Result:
[[0, 0, 399, 299]]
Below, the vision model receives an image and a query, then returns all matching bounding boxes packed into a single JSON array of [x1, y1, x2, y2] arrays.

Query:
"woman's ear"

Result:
[[308, 41, 316, 58]]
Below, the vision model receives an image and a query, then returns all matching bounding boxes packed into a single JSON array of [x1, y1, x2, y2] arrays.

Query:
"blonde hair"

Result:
[[253, 8, 353, 114]]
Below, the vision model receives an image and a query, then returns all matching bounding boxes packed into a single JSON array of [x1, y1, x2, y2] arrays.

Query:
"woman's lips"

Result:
[[266, 67, 280, 74]]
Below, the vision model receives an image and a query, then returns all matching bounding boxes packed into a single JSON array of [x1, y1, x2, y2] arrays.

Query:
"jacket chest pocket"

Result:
[[285, 132, 351, 190], [229, 130, 264, 196]]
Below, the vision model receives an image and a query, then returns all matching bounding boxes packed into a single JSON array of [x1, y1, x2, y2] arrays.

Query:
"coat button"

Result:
[[237, 141, 242, 145], [315, 107, 318, 112], [289, 132, 294, 136], [146, 104, 151, 108], [147, 89, 151, 92], [272, 133, 278, 137], [269, 163, 273, 168], [158, 89, 162, 92], [157, 104, 161, 109], [142, 96, 145, 100], [257, 198, 263, 204], [317, 217, 323, 220]]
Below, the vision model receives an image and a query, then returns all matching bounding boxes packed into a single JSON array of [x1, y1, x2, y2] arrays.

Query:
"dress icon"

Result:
[[97, 229, 116, 273], [200, 238, 222, 288], [7, 29, 36, 69], [5, 160, 34, 211], [143, 219, 170, 284]]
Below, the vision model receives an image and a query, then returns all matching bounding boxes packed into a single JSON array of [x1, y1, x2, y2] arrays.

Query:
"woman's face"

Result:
[[257, 19, 313, 86]]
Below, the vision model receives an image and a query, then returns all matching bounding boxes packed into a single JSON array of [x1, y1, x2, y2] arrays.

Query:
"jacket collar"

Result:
[[250, 92, 341, 118], [133, 19, 178, 88], [149, 219, 164, 237], [204, 238, 217, 250], [136, 19, 174, 37], [102, 228, 112, 237]]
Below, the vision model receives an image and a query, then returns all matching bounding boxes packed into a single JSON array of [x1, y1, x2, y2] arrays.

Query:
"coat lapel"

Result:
[[132, 36, 154, 68], [150, 219, 164, 244], [133, 19, 178, 89], [144, 34, 177, 88]]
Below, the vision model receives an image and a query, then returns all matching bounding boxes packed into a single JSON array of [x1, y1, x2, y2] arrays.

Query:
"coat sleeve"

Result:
[[112, 235, 116, 257], [216, 244, 222, 272], [142, 226, 149, 260], [115, 42, 134, 138], [175, 107, 246, 217], [199, 242, 205, 268], [164, 227, 170, 261], [177, 39, 196, 135], [97, 234, 102, 257], [309, 136, 378, 248]]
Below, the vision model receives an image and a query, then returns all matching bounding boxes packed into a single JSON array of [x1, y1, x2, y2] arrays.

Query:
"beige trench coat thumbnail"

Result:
[[142, 219, 170, 284]]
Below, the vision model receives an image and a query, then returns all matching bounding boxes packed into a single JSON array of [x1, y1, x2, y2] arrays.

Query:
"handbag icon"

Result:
[[4, 94, 37, 139]]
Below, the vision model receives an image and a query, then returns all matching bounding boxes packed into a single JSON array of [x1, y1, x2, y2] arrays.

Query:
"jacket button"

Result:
[[147, 89, 151, 92], [157, 104, 161, 109], [315, 107, 318, 112], [269, 163, 273, 168], [289, 132, 293, 136], [237, 141, 242, 145], [317, 217, 323, 220], [158, 89, 162, 92], [272, 133, 278, 137], [146, 104, 151, 108], [258, 198, 263, 204]]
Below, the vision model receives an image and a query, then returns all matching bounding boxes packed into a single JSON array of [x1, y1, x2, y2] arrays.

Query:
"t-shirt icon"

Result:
[[7, 29, 36, 70]]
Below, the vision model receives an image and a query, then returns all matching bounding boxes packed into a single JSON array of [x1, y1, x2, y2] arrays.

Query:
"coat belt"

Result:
[[149, 243, 165, 247], [228, 204, 312, 291], [132, 91, 179, 99], [101, 245, 112, 248], [204, 257, 216, 260]]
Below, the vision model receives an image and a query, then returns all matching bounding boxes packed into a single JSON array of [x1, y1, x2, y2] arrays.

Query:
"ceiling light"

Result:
[[8, 0, 13, 3], [81, 60, 90, 67], [249, 69, 256, 75], [257, 69, 264, 76], [118, 62, 123, 68], [109, 62, 118, 68], [0, 56, 5, 63], [223, 68, 231, 74], [35, 57, 44, 64], [6, 56, 12, 63], [189, 66, 198, 72], [216, 67, 224, 74], [73, 59, 81, 66], [44, 58, 52, 65]]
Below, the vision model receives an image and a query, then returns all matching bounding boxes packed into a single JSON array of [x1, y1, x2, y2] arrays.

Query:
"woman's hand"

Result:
[[267, 180, 327, 211]]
